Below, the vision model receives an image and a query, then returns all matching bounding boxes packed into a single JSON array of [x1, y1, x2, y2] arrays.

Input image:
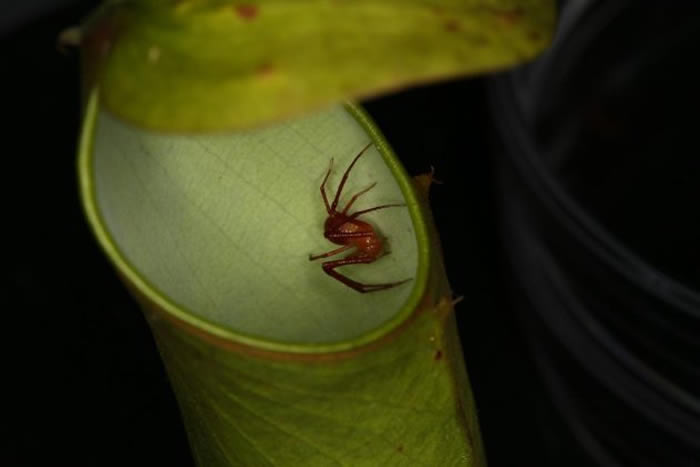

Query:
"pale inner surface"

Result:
[[92, 107, 419, 344]]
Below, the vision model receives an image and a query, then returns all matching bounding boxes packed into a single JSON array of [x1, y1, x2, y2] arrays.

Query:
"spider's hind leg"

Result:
[[321, 255, 412, 293], [349, 203, 406, 219]]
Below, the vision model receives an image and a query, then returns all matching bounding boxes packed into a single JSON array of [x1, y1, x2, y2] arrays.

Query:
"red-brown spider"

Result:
[[309, 143, 412, 293]]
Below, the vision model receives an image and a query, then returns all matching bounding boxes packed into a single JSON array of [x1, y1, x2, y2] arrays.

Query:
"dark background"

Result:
[[7, 2, 684, 467]]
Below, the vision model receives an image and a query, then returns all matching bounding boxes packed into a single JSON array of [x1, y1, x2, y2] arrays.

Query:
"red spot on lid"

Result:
[[444, 20, 461, 32], [497, 7, 524, 25], [235, 4, 259, 20], [257, 62, 275, 76], [434, 350, 443, 360], [529, 31, 542, 41]]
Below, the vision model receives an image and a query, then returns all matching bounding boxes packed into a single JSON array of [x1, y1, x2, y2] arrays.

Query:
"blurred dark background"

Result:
[[5, 1, 699, 466]]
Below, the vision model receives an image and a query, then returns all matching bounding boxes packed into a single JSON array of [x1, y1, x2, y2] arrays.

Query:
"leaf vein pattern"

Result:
[[218, 361, 440, 415], [170, 357, 277, 467], [204, 379, 346, 467]]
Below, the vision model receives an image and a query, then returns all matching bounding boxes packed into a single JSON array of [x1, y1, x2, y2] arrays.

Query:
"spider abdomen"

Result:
[[353, 232, 383, 256]]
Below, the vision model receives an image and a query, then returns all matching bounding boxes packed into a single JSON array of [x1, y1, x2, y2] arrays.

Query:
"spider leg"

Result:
[[320, 158, 334, 213], [331, 142, 373, 212], [349, 203, 406, 219], [341, 182, 377, 215], [309, 244, 353, 261], [321, 255, 412, 293]]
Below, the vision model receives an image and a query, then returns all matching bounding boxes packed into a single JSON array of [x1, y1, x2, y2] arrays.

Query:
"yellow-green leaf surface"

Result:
[[79, 88, 485, 465], [84, 0, 555, 131]]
